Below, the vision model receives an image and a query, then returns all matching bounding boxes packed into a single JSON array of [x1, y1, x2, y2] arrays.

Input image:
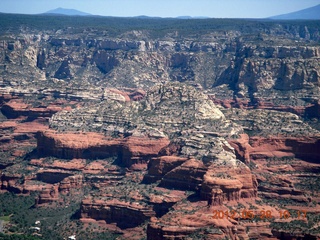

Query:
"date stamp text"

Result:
[[212, 209, 307, 220]]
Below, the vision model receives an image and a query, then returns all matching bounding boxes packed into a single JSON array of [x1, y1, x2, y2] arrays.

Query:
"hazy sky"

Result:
[[0, 0, 320, 18]]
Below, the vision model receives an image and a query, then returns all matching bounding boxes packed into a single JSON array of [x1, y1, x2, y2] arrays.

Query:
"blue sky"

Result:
[[0, 0, 320, 18]]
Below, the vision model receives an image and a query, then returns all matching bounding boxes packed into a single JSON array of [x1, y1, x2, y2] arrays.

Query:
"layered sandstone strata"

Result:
[[225, 108, 320, 163], [201, 156, 258, 206], [230, 134, 320, 163], [1, 100, 63, 120], [1, 81, 318, 239], [36, 131, 170, 167], [81, 198, 155, 228]]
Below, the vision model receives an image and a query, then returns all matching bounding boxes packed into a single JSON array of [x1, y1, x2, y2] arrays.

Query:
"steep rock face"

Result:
[[200, 156, 258, 205], [144, 142, 257, 205], [92, 51, 120, 74], [121, 137, 171, 166], [36, 49, 46, 70], [305, 100, 320, 118], [36, 170, 75, 184], [36, 185, 60, 205], [228, 134, 252, 163], [225, 108, 320, 163], [2, 23, 319, 107], [159, 159, 207, 191], [80, 198, 155, 228], [216, 45, 320, 91], [1, 173, 26, 193], [147, 223, 199, 240], [251, 136, 320, 161], [1, 100, 62, 119], [59, 175, 84, 193], [213, 44, 320, 111], [95, 39, 143, 51], [1, 33, 233, 89], [36, 131, 170, 167], [54, 59, 73, 79], [143, 156, 189, 183], [231, 134, 320, 162]]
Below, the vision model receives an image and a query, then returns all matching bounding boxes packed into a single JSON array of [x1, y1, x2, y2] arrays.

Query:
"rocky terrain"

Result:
[[0, 14, 319, 239], [1, 17, 320, 103]]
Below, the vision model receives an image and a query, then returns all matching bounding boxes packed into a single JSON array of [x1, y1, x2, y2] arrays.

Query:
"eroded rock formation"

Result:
[[81, 198, 155, 228], [36, 131, 170, 167], [0, 18, 320, 239]]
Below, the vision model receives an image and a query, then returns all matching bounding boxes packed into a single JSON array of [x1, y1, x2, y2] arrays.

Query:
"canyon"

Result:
[[0, 15, 319, 239]]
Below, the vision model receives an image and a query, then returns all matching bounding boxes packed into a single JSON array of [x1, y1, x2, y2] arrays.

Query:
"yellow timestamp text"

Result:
[[212, 209, 307, 220]]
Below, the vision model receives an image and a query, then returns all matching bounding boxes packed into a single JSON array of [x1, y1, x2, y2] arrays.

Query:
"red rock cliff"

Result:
[[200, 158, 258, 206], [80, 198, 155, 228], [36, 130, 170, 167], [230, 134, 320, 163]]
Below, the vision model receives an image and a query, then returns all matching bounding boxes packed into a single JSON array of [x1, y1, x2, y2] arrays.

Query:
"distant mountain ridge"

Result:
[[133, 15, 209, 19], [176, 16, 209, 19], [270, 4, 320, 20], [133, 15, 162, 19], [23, 4, 320, 19], [42, 9, 208, 19], [43, 7, 92, 16]]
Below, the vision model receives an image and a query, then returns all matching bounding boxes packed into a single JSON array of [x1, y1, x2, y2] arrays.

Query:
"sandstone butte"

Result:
[[36, 130, 170, 167], [230, 133, 320, 163]]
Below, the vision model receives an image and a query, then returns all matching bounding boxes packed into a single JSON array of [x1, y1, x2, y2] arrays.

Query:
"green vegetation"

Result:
[[0, 233, 41, 240], [270, 212, 320, 236], [76, 231, 119, 240], [187, 227, 223, 239], [0, 189, 126, 240], [0, 192, 35, 218], [294, 176, 320, 195], [0, 13, 320, 40], [264, 156, 296, 168], [0, 215, 11, 221], [259, 195, 308, 207]]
